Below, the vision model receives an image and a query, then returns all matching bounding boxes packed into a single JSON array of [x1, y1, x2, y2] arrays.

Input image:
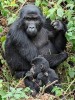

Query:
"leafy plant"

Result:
[[0, 0, 75, 99], [0, 0, 20, 25], [0, 81, 32, 100], [3, 87, 31, 100], [1, 36, 6, 52], [0, 0, 18, 17], [0, 26, 3, 33], [52, 86, 64, 97]]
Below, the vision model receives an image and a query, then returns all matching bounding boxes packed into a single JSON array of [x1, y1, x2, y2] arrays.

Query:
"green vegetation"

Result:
[[0, 0, 75, 100]]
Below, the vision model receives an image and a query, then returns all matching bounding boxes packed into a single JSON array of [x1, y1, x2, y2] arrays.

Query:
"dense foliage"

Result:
[[0, 0, 75, 100]]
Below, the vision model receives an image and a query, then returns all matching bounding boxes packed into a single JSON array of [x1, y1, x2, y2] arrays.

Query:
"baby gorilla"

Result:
[[25, 57, 59, 95]]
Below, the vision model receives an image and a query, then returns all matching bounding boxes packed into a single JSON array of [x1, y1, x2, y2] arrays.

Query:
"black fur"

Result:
[[25, 57, 59, 94], [5, 4, 68, 81], [44, 18, 67, 52]]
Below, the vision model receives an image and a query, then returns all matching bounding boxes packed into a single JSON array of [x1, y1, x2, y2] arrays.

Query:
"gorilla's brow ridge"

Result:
[[20, 4, 42, 18]]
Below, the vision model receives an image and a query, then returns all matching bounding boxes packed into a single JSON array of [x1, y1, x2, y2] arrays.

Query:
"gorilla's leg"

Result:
[[14, 71, 28, 79], [5, 47, 31, 78], [24, 78, 40, 96], [25, 79, 34, 89]]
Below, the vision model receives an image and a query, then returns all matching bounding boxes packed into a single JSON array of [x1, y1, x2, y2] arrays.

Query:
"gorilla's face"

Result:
[[24, 13, 42, 37], [30, 57, 49, 76], [20, 4, 45, 37]]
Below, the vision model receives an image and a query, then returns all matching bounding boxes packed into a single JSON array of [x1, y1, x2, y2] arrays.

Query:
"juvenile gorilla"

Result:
[[5, 4, 68, 79], [25, 57, 59, 94]]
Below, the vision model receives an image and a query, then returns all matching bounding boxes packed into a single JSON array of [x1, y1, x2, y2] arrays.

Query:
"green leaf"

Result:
[[24, 87, 31, 93], [24, 94, 28, 99], [70, 56, 75, 62], [52, 86, 63, 96], [35, 0, 41, 6], [10, 4, 18, 7], [2, 40, 6, 52], [1, 9, 9, 16], [0, 84, 2, 88], [47, 8, 56, 20], [66, 4, 74, 10], [57, 0, 62, 5], [65, 10, 73, 20], [18, 0, 25, 4], [43, 7, 49, 16], [14, 94, 20, 99], [20, 92, 26, 98], [7, 14, 17, 25], [67, 32, 73, 36], [0, 80, 3, 88], [49, 8, 56, 15], [16, 88, 23, 92], [41, 1, 48, 6], [69, 68, 75, 78], [68, 27, 75, 32], [0, 90, 7, 97], [1, 36, 6, 43], [0, 80, 3, 83], [57, 8, 64, 17], [10, 87, 16, 93], [0, 26, 3, 32]]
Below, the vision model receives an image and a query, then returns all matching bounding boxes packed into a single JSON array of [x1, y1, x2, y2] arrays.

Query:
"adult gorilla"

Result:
[[5, 4, 68, 79]]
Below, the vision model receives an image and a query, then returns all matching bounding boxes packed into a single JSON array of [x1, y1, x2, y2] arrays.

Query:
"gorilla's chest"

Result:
[[32, 31, 49, 49], [32, 28, 57, 55]]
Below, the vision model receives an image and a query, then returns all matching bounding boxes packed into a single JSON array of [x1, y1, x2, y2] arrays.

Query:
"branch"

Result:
[[42, 80, 58, 94]]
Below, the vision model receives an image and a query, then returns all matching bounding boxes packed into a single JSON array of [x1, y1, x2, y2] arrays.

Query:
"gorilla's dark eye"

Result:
[[33, 18, 38, 21], [27, 17, 38, 21], [24, 17, 30, 20], [24, 15, 38, 21]]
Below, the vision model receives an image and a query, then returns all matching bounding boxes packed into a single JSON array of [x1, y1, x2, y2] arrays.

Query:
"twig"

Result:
[[61, 82, 75, 85], [15, 76, 27, 88], [65, 78, 75, 93], [15, 0, 28, 15], [42, 80, 58, 94], [65, 91, 73, 98]]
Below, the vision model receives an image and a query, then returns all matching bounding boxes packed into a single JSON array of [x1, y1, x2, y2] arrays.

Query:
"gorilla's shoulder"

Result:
[[41, 27, 49, 34], [10, 19, 20, 31]]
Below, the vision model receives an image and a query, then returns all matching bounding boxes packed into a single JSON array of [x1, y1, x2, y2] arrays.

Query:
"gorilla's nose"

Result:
[[30, 26, 34, 28], [29, 26, 35, 30], [29, 26, 36, 32]]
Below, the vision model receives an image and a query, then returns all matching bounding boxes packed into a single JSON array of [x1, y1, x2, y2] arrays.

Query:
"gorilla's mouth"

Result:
[[26, 29, 37, 37]]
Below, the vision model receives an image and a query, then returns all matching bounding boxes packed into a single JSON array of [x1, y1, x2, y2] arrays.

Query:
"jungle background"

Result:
[[0, 0, 75, 100]]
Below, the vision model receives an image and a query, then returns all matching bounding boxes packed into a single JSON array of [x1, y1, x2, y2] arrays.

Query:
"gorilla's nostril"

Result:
[[29, 27, 34, 29]]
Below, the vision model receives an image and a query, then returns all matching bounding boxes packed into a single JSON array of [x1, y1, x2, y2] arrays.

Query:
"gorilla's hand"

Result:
[[51, 20, 64, 31], [26, 71, 33, 77]]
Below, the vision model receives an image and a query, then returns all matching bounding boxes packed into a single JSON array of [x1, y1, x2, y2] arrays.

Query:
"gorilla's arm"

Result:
[[54, 33, 67, 52], [44, 52, 68, 68], [44, 18, 67, 52], [9, 21, 38, 62]]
